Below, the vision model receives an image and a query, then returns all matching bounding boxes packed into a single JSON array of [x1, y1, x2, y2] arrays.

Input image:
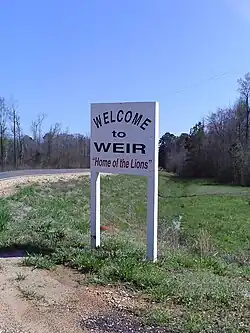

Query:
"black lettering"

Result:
[[113, 143, 124, 153], [103, 112, 109, 124], [120, 158, 129, 168], [110, 110, 116, 123], [94, 157, 111, 167], [132, 113, 143, 126], [94, 142, 111, 152], [132, 144, 146, 154], [94, 157, 100, 166], [124, 111, 132, 122], [117, 110, 124, 122], [140, 118, 152, 130], [93, 115, 102, 128], [94, 142, 146, 154], [117, 131, 126, 138], [130, 159, 148, 169]]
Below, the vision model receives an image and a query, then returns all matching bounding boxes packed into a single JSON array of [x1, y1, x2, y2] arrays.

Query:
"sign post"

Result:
[[90, 102, 159, 261], [90, 171, 100, 248]]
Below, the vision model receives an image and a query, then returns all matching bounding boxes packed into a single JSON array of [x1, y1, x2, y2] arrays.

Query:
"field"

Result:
[[0, 173, 250, 332]]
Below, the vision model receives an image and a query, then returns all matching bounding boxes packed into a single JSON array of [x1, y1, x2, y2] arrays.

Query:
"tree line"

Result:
[[0, 100, 90, 171], [2, 72, 250, 185], [159, 72, 250, 185]]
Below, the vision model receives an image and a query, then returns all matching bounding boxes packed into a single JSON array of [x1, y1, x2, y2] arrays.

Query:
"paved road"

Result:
[[0, 169, 90, 180]]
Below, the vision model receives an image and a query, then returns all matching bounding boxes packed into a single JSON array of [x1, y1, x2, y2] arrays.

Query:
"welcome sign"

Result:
[[90, 101, 159, 261], [91, 102, 158, 176]]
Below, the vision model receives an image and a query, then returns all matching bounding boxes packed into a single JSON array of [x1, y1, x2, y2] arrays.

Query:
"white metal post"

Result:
[[90, 171, 100, 248], [146, 101, 159, 262], [146, 170, 158, 262]]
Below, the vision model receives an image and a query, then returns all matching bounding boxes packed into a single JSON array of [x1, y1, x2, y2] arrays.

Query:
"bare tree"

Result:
[[0, 96, 92, 171], [43, 122, 61, 167], [8, 103, 18, 169], [31, 113, 46, 144], [237, 73, 250, 144], [16, 113, 23, 167], [0, 98, 8, 171]]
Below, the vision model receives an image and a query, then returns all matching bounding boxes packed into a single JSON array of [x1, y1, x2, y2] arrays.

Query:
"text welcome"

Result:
[[93, 109, 152, 130]]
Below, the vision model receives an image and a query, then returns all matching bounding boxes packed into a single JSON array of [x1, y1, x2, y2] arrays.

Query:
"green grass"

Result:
[[0, 173, 250, 332], [0, 198, 11, 232]]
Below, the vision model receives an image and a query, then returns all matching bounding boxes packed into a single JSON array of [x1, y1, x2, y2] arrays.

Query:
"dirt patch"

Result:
[[0, 258, 108, 332], [0, 173, 89, 197], [0, 258, 164, 333]]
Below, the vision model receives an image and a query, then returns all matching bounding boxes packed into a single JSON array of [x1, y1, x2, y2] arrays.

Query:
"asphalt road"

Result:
[[0, 169, 90, 180]]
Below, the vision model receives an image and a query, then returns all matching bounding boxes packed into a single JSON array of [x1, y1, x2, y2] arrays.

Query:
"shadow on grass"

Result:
[[165, 173, 248, 188], [166, 174, 214, 185], [0, 243, 54, 258]]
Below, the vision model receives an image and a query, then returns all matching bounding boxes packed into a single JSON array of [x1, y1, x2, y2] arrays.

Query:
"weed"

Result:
[[15, 272, 27, 281], [0, 199, 10, 232], [17, 285, 44, 301], [159, 215, 182, 248], [22, 254, 55, 270], [195, 228, 213, 257]]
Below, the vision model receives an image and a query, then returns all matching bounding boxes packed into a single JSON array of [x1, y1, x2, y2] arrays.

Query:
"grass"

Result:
[[0, 198, 11, 232], [17, 285, 44, 301], [0, 173, 250, 332], [15, 272, 27, 281]]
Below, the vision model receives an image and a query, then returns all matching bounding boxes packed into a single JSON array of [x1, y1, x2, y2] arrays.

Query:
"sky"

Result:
[[0, 0, 250, 137]]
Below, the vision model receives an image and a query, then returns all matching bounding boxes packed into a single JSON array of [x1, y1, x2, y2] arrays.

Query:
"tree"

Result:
[[158, 132, 175, 169], [9, 103, 19, 169], [43, 122, 61, 167], [0, 98, 8, 171], [237, 73, 250, 144], [181, 122, 205, 177], [31, 113, 46, 144]]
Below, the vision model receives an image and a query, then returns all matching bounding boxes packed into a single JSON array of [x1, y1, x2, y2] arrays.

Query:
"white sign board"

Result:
[[90, 102, 159, 261]]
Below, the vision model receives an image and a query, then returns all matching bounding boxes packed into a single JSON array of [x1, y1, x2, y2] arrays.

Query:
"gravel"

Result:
[[0, 173, 90, 197], [81, 311, 174, 333], [0, 328, 29, 333]]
